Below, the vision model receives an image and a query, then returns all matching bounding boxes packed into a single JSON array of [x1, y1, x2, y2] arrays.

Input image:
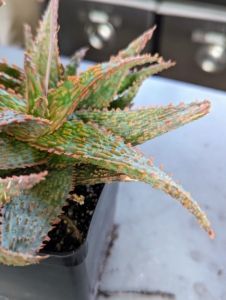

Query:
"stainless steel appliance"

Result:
[[158, 1, 226, 90], [58, 0, 156, 62], [55, 0, 226, 90]]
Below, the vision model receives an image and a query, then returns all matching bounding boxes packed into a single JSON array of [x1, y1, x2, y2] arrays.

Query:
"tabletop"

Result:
[[1, 46, 226, 300]]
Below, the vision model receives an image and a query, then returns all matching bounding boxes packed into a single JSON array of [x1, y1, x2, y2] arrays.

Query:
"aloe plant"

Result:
[[0, 0, 214, 266]]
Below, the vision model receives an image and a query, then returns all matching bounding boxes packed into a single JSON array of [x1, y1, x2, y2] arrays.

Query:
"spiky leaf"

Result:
[[113, 26, 156, 59], [0, 89, 26, 112], [76, 54, 159, 110], [24, 52, 43, 114], [25, 0, 63, 115], [77, 101, 210, 145], [0, 61, 24, 93], [0, 171, 47, 204], [1, 168, 73, 266], [73, 164, 134, 185], [111, 59, 175, 109], [48, 55, 160, 131], [31, 0, 62, 91], [30, 119, 213, 236], [0, 133, 48, 170], [65, 47, 88, 77], [0, 109, 50, 141]]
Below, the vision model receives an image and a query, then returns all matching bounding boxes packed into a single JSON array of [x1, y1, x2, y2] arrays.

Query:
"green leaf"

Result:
[[77, 101, 210, 146], [0, 109, 50, 141], [48, 55, 160, 131], [25, 0, 63, 115], [111, 59, 175, 109], [76, 54, 160, 110], [1, 168, 73, 266], [31, 0, 62, 91], [31, 96, 49, 119], [0, 89, 26, 112], [113, 26, 156, 59], [48, 55, 157, 131], [0, 171, 47, 204], [48, 156, 132, 187], [24, 52, 43, 113], [65, 47, 88, 77], [73, 164, 134, 185], [30, 119, 213, 236], [0, 61, 24, 93], [0, 133, 48, 170]]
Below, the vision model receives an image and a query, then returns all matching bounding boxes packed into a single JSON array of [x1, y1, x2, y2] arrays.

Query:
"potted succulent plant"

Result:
[[0, 0, 214, 299]]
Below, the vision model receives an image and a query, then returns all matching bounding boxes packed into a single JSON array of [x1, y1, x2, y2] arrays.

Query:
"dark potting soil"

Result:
[[41, 184, 104, 253]]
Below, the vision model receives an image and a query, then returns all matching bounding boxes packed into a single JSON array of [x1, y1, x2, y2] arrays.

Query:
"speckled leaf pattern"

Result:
[[65, 47, 89, 76], [0, 61, 24, 93], [75, 54, 160, 110], [0, 89, 26, 112], [0, 171, 47, 204], [111, 59, 175, 109], [0, 109, 50, 141], [31, 119, 213, 236], [0, 1, 214, 266], [77, 101, 210, 146], [0, 133, 48, 169], [29, 0, 62, 91], [25, 0, 62, 116], [24, 52, 43, 114], [47, 80, 77, 130], [48, 55, 159, 131], [73, 164, 134, 185], [113, 26, 156, 59], [1, 168, 73, 261]]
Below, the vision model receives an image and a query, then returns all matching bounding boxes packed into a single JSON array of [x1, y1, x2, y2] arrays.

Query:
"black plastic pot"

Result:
[[0, 183, 118, 300]]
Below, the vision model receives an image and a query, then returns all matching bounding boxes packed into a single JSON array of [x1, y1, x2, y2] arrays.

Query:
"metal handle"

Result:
[[85, 10, 116, 50], [192, 30, 226, 73]]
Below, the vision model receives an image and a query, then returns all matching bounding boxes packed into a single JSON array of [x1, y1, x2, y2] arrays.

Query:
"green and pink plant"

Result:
[[0, 0, 214, 266]]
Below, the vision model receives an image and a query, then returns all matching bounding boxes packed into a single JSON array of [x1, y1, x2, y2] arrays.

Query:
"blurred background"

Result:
[[0, 0, 226, 90]]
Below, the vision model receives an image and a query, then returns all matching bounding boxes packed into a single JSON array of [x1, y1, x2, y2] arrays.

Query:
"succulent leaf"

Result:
[[0, 109, 50, 141], [30, 119, 213, 236], [48, 55, 160, 131], [1, 168, 73, 265], [111, 59, 175, 109], [65, 47, 89, 77], [0, 1, 214, 266], [48, 157, 133, 186], [31, 96, 49, 119], [31, 0, 62, 91], [0, 171, 47, 204], [24, 52, 43, 114], [24, 0, 63, 115], [114, 26, 156, 59], [0, 88, 26, 112], [77, 101, 210, 146], [73, 164, 134, 185], [75, 54, 160, 110], [0, 133, 48, 170], [0, 61, 24, 93]]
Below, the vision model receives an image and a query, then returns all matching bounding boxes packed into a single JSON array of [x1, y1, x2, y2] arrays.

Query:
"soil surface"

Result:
[[42, 184, 104, 253]]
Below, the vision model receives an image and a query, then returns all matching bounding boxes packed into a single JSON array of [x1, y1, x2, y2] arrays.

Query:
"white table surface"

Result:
[[1, 46, 226, 300]]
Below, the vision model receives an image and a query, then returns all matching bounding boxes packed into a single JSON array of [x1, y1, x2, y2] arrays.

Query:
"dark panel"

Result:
[[159, 15, 226, 90], [58, 0, 155, 62]]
